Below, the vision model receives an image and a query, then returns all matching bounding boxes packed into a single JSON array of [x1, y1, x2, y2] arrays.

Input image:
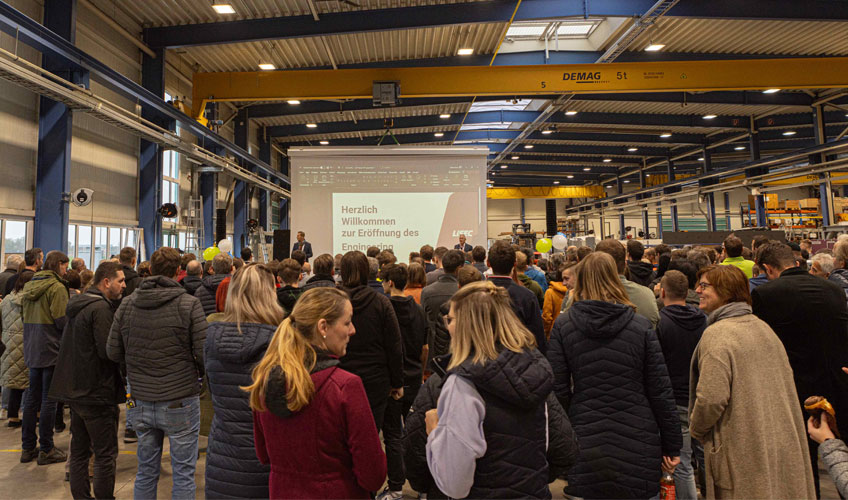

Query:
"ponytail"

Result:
[[242, 287, 350, 413]]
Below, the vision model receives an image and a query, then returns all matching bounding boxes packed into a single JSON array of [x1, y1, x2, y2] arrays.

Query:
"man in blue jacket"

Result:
[[291, 231, 313, 261]]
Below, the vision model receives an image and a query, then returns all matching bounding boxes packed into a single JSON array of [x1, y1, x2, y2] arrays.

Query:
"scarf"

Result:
[[707, 301, 752, 325]]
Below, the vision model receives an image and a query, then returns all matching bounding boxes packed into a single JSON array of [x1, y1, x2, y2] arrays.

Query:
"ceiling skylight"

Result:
[[469, 99, 530, 112], [505, 20, 602, 41]]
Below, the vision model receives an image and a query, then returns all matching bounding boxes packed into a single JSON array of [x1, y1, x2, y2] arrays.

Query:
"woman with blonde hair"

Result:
[[204, 263, 284, 499], [246, 287, 386, 499], [424, 281, 577, 499], [547, 252, 681, 499]]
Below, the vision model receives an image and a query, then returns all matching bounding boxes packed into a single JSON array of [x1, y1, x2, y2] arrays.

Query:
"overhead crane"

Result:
[[191, 56, 848, 119]]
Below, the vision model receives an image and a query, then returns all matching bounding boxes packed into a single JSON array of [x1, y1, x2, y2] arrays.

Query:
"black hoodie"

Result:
[[195, 273, 229, 316], [301, 273, 336, 292], [50, 288, 125, 405], [388, 295, 427, 386], [656, 304, 706, 406], [121, 264, 142, 298], [627, 260, 656, 288], [181, 274, 203, 295], [339, 285, 403, 398]]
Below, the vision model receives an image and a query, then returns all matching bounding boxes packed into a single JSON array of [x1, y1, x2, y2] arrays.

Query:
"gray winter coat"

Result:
[[0, 292, 28, 389], [821, 438, 848, 499], [107, 275, 208, 402]]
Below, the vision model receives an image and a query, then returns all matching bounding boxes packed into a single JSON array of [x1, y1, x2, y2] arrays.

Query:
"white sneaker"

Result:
[[376, 488, 403, 500], [0, 408, 7, 420]]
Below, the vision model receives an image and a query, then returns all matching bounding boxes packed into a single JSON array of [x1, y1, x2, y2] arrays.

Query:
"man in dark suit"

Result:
[[751, 241, 848, 496], [291, 231, 313, 261], [453, 233, 472, 252]]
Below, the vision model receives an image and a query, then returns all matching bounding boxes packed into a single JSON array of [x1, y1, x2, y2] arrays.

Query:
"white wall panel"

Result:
[[0, 0, 41, 214]]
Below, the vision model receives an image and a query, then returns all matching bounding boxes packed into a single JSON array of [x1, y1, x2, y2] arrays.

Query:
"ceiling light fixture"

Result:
[[211, 3, 236, 14], [583, 167, 591, 171], [306, 123, 317, 128], [524, 144, 534, 149], [702, 114, 717, 120], [646, 174, 651, 177], [434, 132, 444, 137], [457, 48, 474, 55], [511, 156, 519, 160], [734, 146, 745, 150], [439, 114, 451, 119], [698, 157, 704, 161], [763, 88, 781, 94], [602, 158, 612, 163], [319, 140, 329, 145], [645, 43, 665, 52], [287, 100, 300, 105], [783, 130, 797, 136], [628, 147, 638, 152], [565, 111, 578, 116], [567, 175, 574, 179], [500, 165, 508, 169], [541, 129, 553, 134], [258, 63, 276, 70], [605, 185, 613, 188], [623, 180, 631, 183], [660, 132, 672, 138], [553, 181, 560, 185]]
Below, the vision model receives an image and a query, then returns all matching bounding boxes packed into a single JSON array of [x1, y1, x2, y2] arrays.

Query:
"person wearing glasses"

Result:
[[203, 264, 283, 499], [547, 252, 681, 500], [690, 264, 815, 499]]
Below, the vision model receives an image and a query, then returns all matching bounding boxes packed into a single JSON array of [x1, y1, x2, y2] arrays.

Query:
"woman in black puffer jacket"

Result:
[[547, 252, 682, 500], [204, 264, 284, 499]]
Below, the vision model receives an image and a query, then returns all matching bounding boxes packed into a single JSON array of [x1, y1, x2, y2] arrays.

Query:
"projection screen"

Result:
[[289, 146, 489, 260]]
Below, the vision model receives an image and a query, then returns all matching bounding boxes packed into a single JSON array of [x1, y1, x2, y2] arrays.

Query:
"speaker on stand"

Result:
[[545, 199, 558, 237], [273, 230, 291, 261]]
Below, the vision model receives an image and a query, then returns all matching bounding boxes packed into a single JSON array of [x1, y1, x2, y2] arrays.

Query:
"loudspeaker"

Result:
[[545, 199, 558, 237], [273, 230, 291, 261], [215, 208, 227, 245]]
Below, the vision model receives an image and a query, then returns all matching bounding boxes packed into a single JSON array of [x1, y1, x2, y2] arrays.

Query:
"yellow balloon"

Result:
[[203, 246, 221, 261], [536, 238, 553, 253]]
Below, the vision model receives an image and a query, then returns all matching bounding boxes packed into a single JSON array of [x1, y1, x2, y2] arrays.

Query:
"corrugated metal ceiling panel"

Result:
[[253, 102, 471, 126], [179, 22, 504, 71], [630, 18, 848, 56], [566, 99, 811, 116], [118, 0, 488, 28], [274, 125, 457, 141]]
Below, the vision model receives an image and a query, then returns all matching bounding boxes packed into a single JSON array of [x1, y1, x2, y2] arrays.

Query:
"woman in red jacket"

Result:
[[244, 287, 387, 499]]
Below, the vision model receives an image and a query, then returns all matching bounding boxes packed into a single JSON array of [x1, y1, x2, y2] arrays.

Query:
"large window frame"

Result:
[[67, 223, 139, 269], [0, 218, 33, 270]]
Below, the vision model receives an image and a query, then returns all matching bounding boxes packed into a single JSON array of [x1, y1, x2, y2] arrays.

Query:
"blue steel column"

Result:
[[666, 157, 675, 182], [724, 192, 731, 230], [656, 205, 663, 239], [703, 148, 717, 231], [233, 108, 250, 257], [747, 124, 768, 228], [34, 0, 83, 253], [812, 105, 833, 227], [640, 168, 649, 237], [670, 202, 679, 232], [138, 45, 167, 255], [258, 132, 271, 231], [617, 176, 625, 239]]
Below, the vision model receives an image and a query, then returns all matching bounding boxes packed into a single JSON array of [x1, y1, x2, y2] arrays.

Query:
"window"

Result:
[[109, 227, 121, 259], [163, 93, 181, 224], [78, 225, 92, 268], [94, 226, 108, 264], [68, 224, 76, 261], [505, 19, 602, 41], [0, 219, 29, 267]]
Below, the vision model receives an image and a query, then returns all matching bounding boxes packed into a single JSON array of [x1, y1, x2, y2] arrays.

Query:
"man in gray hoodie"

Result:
[[107, 247, 208, 499]]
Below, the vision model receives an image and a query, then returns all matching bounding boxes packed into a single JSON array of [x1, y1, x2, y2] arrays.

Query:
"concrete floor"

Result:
[[0, 406, 837, 499]]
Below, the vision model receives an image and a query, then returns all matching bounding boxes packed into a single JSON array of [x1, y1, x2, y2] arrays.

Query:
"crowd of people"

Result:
[[0, 230, 847, 499]]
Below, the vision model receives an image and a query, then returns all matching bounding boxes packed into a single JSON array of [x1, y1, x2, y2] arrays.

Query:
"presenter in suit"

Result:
[[454, 233, 472, 252], [292, 230, 313, 260]]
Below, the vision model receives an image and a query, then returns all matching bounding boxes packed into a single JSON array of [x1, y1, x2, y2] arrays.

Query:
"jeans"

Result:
[[1, 385, 9, 409], [673, 405, 698, 500], [22, 366, 57, 452], [383, 397, 405, 491], [69, 403, 119, 500], [128, 396, 200, 500]]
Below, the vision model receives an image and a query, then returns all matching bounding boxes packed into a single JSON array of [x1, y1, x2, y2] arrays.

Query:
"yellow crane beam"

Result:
[[487, 186, 605, 199], [192, 57, 848, 119]]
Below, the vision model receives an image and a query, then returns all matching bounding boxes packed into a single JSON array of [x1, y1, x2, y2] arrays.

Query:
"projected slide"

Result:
[[289, 147, 488, 259]]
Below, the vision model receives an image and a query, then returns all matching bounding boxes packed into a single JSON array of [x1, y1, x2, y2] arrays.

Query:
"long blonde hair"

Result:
[[243, 287, 350, 412], [573, 252, 635, 309], [447, 280, 536, 370], [222, 263, 284, 329]]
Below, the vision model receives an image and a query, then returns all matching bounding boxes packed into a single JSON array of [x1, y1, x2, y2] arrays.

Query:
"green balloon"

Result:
[[203, 246, 221, 261], [536, 238, 553, 253]]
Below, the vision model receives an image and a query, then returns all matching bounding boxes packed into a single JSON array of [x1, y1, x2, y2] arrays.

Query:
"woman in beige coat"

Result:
[[690, 264, 815, 499]]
